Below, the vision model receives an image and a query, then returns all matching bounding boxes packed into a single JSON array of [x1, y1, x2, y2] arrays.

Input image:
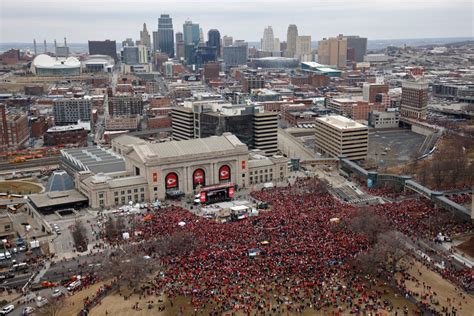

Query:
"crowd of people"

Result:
[[106, 177, 472, 315]]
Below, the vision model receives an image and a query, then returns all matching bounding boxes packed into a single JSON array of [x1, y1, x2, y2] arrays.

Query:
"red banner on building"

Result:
[[241, 160, 246, 170], [219, 165, 230, 181], [200, 191, 206, 203], [165, 173, 178, 189], [193, 169, 205, 186], [152, 172, 158, 183]]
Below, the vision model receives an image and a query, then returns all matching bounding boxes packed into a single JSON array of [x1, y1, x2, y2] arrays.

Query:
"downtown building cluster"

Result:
[[0, 14, 472, 212]]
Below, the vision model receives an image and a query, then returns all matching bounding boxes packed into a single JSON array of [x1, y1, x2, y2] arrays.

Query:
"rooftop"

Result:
[[29, 189, 88, 209], [125, 133, 248, 163], [316, 115, 367, 130], [61, 146, 126, 174]]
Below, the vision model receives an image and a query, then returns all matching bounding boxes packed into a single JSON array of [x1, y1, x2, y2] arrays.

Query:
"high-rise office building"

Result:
[[158, 14, 174, 57], [171, 107, 194, 140], [223, 42, 248, 69], [152, 31, 159, 53], [207, 29, 221, 58], [274, 38, 280, 53], [253, 112, 278, 156], [400, 81, 429, 120], [222, 35, 233, 47], [172, 102, 278, 156], [318, 35, 347, 68], [183, 20, 200, 45], [88, 40, 118, 62], [122, 46, 139, 65], [346, 35, 367, 63], [286, 24, 298, 58], [138, 45, 148, 64], [363, 83, 389, 103], [199, 28, 205, 44], [140, 23, 151, 49], [122, 38, 134, 47], [296, 35, 311, 61], [314, 115, 368, 161], [53, 98, 92, 125], [194, 44, 217, 67], [109, 95, 144, 116], [175, 32, 185, 60], [261, 26, 276, 52]]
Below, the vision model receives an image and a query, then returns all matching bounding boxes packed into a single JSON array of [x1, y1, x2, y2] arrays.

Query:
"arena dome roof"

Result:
[[32, 54, 81, 69]]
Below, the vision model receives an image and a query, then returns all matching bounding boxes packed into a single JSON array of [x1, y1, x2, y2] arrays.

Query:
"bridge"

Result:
[[339, 157, 472, 221], [300, 158, 339, 166]]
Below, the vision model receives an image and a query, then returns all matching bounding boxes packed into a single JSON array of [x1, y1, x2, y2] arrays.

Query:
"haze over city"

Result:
[[1, 0, 473, 42]]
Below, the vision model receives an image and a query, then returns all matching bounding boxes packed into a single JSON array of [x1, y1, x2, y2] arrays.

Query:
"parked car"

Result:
[[51, 288, 63, 298], [21, 306, 35, 315], [0, 304, 14, 315]]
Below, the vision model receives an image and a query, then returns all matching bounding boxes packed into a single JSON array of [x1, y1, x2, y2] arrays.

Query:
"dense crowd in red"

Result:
[[122, 178, 472, 314]]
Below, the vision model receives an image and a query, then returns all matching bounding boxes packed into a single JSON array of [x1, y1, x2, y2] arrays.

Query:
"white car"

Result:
[[0, 304, 14, 315], [51, 289, 63, 298], [21, 306, 35, 315]]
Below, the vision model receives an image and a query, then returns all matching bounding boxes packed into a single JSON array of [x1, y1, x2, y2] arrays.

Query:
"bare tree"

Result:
[[101, 243, 156, 293], [104, 217, 118, 240], [347, 207, 389, 245], [355, 230, 410, 285], [71, 220, 88, 252]]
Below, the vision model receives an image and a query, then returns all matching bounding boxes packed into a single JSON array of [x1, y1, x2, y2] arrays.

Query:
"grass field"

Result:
[[403, 261, 474, 316], [0, 181, 43, 194]]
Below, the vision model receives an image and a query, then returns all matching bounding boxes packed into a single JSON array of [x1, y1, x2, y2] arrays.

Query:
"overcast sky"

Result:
[[1, 0, 473, 43]]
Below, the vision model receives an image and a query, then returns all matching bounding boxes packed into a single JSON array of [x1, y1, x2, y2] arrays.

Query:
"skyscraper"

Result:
[[223, 42, 248, 69], [207, 29, 221, 57], [296, 35, 311, 61], [140, 23, 151, 49], [318, 35, 347, 68], [286, 24, 298, 58], [400, 81, 429, 120], [183, 20, 200, 45], [345, 35, 367, 63], [261, 26, 275, 52], [152, 31, 159, 53], [222, 35, 233, 47], [158, 14, 174, 57], [175, 32, 185, 60], [88, 40, 118, 62]]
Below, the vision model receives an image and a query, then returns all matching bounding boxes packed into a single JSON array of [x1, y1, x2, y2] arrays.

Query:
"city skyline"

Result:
[[1, 0, 472, 43]]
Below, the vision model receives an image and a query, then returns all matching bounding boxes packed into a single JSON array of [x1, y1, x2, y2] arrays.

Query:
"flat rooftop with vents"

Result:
[[60, 146, 126, 174]]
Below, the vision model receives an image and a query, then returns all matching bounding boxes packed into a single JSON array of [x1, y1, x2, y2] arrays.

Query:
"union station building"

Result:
[[61, 133, 288, 209]]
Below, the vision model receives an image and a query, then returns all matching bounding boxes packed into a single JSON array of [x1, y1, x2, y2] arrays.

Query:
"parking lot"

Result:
[[368, 129, 425, 168]]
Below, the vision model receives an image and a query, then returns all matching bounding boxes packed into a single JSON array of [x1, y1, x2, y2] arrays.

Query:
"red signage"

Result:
[[241, 160, 246, 170], [193, 169, 205, 186], [228, 187, 235, 198], [200, 192, 206, 203], [165, 173, 178, 189], [152, 172, 158, 183], [219, 165, 231, 181]]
